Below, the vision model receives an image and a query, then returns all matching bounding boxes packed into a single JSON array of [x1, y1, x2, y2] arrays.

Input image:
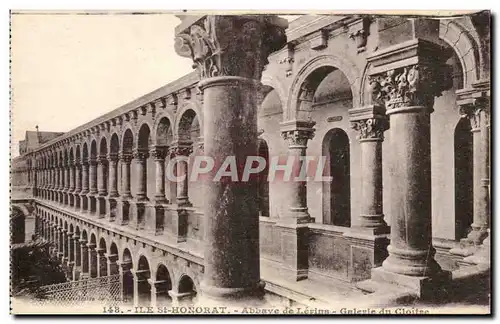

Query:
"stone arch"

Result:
[[136, 122, 152, 151], [176, 108, 199, 143], [439, 19, 481, 87], [98, 237, 108, 276], [109, 133, 120, 154], [82, 142, 89, 163], [99, 137, 108, 157], [175, 101, 203, 137], [261, 72, 287, 114], [121, 247, 134, 303], [155, 263, 173, 304], [121, 128, 134, 154], [136, 255, 152, 306], [176, 274, 198, 304], [287, 54, 360, 121], [153, 115, 174, 147], [90, 139, 97, 160]]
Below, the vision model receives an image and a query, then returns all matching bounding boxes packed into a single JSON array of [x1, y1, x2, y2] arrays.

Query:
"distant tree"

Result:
[[11, 239, 67, 298]]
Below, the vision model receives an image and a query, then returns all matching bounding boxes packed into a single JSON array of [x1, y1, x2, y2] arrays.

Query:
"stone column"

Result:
[[96, 155, 108, 217], [367, 39, 453, 296], [117, 153, 133, 225], [276, 120, 316, 281], [59, 164, 64, 203], [175, 15, 287, 302], [107, 153, 119, 197], [460, 95, 490, 245], [349, 105, 390, 233], [68, 232, 75, 262], [133, 149, 149, 202], [130, 149, 149, 230], [69, 159, 75, 206], [107, 153, 119, 221], [73, 235, 81, 280], [118, 261, 133, 303], [170, 143, 193, 207], [147, 146, 168, 234], [63, 230, 69, 262], [80, 240, 89, 279], [80, 161, 89, 212], [151, 146, 168, 204], [88, 243, 98, 278], [74, 158, 82, 208], [106, 253, 119, 276], [97, 248, 108, 277], [64, 161, 70, 205], [88, 158, 98, 214]]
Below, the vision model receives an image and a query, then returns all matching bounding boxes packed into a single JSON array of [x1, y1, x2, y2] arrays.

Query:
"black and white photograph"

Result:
[[9, 10, 491, 315]]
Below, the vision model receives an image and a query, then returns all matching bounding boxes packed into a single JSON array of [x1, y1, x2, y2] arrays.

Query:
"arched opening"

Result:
[[122, 129, 134, 154], [257, 139, 270, 217], [177, 275, 197, 305], [156, 117, 174, 147], [98, 238, 108, 277], [138, 124, 151, 151], [136, 255, 151, 306], [155, 264, 173, 305], [122, 248, 134, 303], [454, 117, 474, 240], [109, 242, 119, 275], [322, 128, 351, 227], [89, 140, 98, 213]]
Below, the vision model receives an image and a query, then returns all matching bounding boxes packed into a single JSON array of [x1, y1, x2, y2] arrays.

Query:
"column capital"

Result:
[[349, 104, 389, 141], [132, 148, 149, 160], [149, 146, 168, 160], [174, 15, 287, 81], [97, 155, 107, 165], [168, 142, 193, 158], [280, 120, 316, 148], [107, 153, 119, 162], [119, 152, 133, 163], [456, 81, 490, 130], [367, 39, 453, 112]]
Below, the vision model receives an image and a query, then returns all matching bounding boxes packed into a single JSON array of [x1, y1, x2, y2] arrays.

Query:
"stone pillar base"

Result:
[[116, 199, 130, 225], [129, 201, 147, 231], [107, 197, 118, 222], [275, 222, 311, 281], [96, 196, 107, 218], [74, 193, 81, 209], [80, 194, 89, 212], [343, 229, 390, 282], [371, 266, 451, 300], [199, 281, 265, 306], [146, 203, 165, 235], [88, 195, 97, 214], [169, 207, 188, 243]]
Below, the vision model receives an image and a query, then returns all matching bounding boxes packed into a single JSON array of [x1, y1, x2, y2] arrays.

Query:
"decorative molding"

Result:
[[368, 63, 453, 110]]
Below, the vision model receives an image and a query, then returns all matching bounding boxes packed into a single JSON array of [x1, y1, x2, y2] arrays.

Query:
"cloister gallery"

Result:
[[11, 14, 490, 307]]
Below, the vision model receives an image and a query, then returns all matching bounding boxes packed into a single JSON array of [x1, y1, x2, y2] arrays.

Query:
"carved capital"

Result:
[[281, 128, 315, 148], [351, 118, 389, 141], [368, 63, 453, 111], [175, 15, 287, 80], [168, 143, 193, 158], [132, 149, 149, 160], [119, 153, 133, 163], [458, 99, 490, 131], [150, 146, 168, 160], [107, 153, 119, 162], [97, 155, 107, 165]]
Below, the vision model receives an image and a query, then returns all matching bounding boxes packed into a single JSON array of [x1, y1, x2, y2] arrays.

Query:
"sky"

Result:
[[10, 13, 299, 157]]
